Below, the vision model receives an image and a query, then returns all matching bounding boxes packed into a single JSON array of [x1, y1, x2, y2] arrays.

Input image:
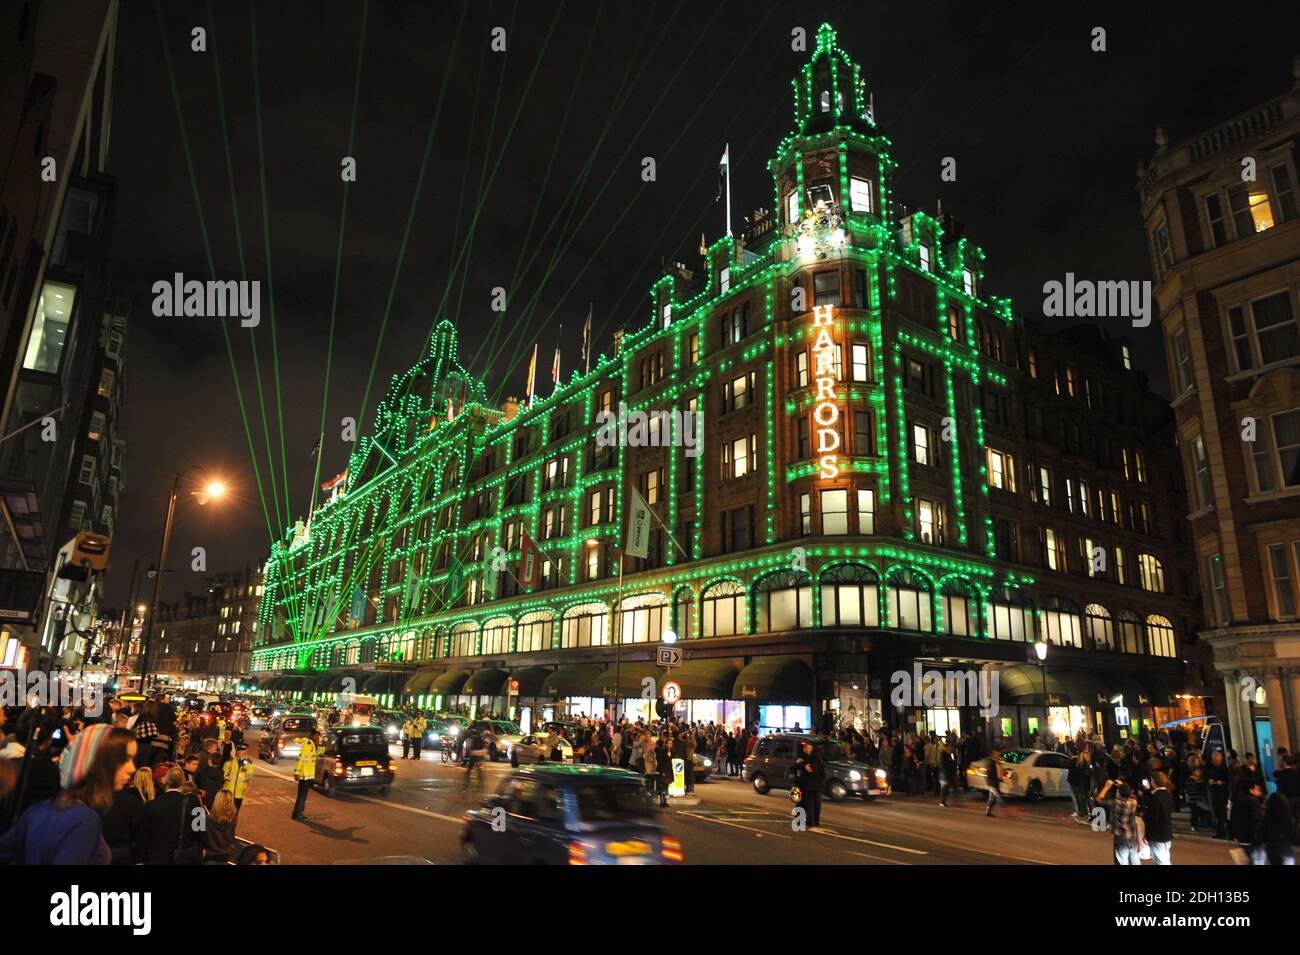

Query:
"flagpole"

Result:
[[306, 436, 324, 528], [725, 142, 732, 237], [583, 303, 592, 375]]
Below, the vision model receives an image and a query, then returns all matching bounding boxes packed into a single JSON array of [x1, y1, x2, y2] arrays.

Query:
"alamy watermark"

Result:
[[0, 669, 104, 716], [151, 273, 260, 327], [1042, 273, 1151, 327], [595, 402, 701, 458], [889, 663, 999, 717]]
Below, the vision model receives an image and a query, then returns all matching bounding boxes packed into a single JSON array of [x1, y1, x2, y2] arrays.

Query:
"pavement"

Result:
[[230, 730, 1236, 865]]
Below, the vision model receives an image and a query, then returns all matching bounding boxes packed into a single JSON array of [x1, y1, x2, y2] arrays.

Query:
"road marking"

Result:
[[677, 810, 790, 839], [847, 849, 909, 865], [806, 825, 928, 855], [252, 762, 465, 825]]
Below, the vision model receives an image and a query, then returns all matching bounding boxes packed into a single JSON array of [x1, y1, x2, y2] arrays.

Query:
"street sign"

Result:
[[661, 680, 682, 704], [1115, 706, 1130, 727], [656, 646, 681, 668]]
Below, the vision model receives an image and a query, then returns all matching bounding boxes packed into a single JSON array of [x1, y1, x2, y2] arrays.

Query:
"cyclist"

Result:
[[460, 726, 489, 794]]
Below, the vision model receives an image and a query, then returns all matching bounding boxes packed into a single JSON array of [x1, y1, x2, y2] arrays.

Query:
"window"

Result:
[[962, 268, 975, 296], [755, 572, 813, 633], [482, 618, 512, 655], [1173, 329, 1193, 393], [1231, 292, 1299, 371], [1228, 183, 1274, 236], [1077, 479, 1090, 517], [722, 434, 756, 479], [1082, 538, 1100, 578], [786, 191, 798, 228], [850, 343, 869, 382], [1272, 164, 1297, 222], [1121, 344, 1132, 370], [918, 244, 931, 272], [795, 351, 808, 387], [1189, 434, 1213, 508], [724, 371, 754, 411], [849, 177, 872, 213], [1152, 223, 1173, 276], [701, 580, 746, 637], [916, 499, 943, 544], [719, 267, 730, 294], [1085, 604, 1114, 651], [24, 281, 77, 373], [661, 303, 672, 328], [1145, 615, 1175, 658], [643, 467, 664, 503], [687, 333, 699, 365], [821, 489, 848, 535], [1267, 543, 1295, 618], [799, 493, 811, 534], [987, 449, 1014, 492], [820, 564, 879, 627], [1028, 348, 1039, 379], [617, 595, 668, 645], [78, 455, 95, 485], [1043, 528, 1065, 572], [1114, 546, 1127, 585], [1135, 450, 1147, 484], [813, 270, 840, 306], [797, 417, 810, 458], [561, 604, 610, 648], [1137, 553, 1165, 593], [1038, 466, 1052, 506], [1042, 599, 1082, 648], [887, 570, 932, 632], [722, 505, 754, 551], [1206, 555, 1229, 626], [1205, 194, 1227, 248], [98, 368, 114, 398], [857, 488, 875, 534], [853, 409, 874, 456], [88, 412, 105, 442], [1272, 410, 1300, 489], [911, 424, 932, 466]]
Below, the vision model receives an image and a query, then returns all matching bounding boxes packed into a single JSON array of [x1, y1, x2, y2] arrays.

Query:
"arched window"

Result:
[[701, 580, 747, 637], [754, 571, 813, 632], [819, 564, 880, 627], [433, 628, 448, 658], [481, 617, 513, 655], [941, 578, 979, 637], [1084, 604, 1114, 651], [344, 641, 360, 666], [451, 622, 478, 657], [1116, 610, 1143, 654], [1145, 615, 1176, 657], [1138, 554, 1165, 593], [986, 587, 1033, 642], [886, 569, 933, 632], [1042, 596, 1083, 648], [820, 90, 831, 112], [616, 593, 669, 644], [516, 611, 554, 652], [561, 603, 610, 648], [672, 587, 694, 641]]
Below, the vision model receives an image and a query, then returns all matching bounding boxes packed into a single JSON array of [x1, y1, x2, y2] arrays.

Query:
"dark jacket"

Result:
[[794, 747, 826, 792], [1230, 792, 1261, 844], [136, 789, 203, 865], [1273, 766, 1300, 799], [1143, 787, 1174, 843], [102, 788, 148, 863], [204, 815, 238, 862]]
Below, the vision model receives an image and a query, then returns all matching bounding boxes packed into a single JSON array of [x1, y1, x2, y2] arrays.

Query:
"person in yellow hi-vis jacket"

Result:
[[401, 716, 414, 760], [291, 730, 321, 821], [411, 713, 428, 760], [223, 741, 255, 813]]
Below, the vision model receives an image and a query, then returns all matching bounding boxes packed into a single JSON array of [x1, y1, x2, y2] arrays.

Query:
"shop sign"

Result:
[[810, 304, 841, 479]]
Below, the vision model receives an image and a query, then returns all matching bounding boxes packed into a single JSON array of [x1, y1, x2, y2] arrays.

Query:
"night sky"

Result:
[[103, 0, 1300, 606]]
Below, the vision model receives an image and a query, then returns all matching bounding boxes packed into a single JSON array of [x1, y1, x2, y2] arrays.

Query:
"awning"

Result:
[[404, 667, 439, 695], [1050, 669, 1113, 709], [732, 657, 813, 703], [995, 665, 1072, 706], [463, 668, 509, 696], [264, 678, 284, 691], [672, 659, 740, 699], [591, 663, 661, 699], [430, 669, 471, 695], [509, 666, 552, 697], [1138, 674, 1179, 708], [540, 664, 602, 698], [362, 672, 396, 694], [311, 674, 335, 693], [1102, 673, 1150, 707]]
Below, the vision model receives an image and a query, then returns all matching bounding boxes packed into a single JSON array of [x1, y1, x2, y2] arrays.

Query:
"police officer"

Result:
[[794, 739, 826, 829], [401, 715, 414, 759], [292, 730, 321, 821], [223, 741, 255, 813], [411, 712, 427, 760]]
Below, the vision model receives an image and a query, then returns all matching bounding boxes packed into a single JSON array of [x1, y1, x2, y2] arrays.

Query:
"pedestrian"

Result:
[[401, 715, 413, 760], [0, 725, 136, 864], [103, 766, 154, 865], [985, 748, 1004, 817], [133, 700, 159, 768], [1231, 778, 1265, 863], [291, 730, 321, 821], [136, 766, 204, 865], [203, 790, 239, 863], [1143, 770, 1174, 865], [1259, 792, 1297, 865], [411, 712, 427, 760], [794, 739, 826, 828], [656, 735, 672, 806], [1273, 755, 1300, 827], [1067, 749, 1091, 821], [937, 741, 955, 807], [197, 738, 224, 810], [642, 732, 658, 798], [222, 742, 254, 812], [1096, 778, 1141, 865], [1206, 749, 1230, 839]]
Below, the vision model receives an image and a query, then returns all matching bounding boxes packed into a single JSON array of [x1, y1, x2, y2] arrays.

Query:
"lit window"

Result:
[[720, 268, 730, 294], [799, 493, 811, 534], [1038, 466, 1052, 507], [917, 499, 942, 544], [1137, 553, 1165, 593], [911, 424, 931, 466], [821, 489, 848, 535], [786, 191, 798, 227], [1121, 344, 1132, 370], [857, 489, 875, 534], [918, 244, 931, 272], [962, 268, 975, 296], [1044, 528, 1064, 571], [796, 351, 808, 388], [851, 343, 869, 382], [849, 177, 872, 213], [987, 449, 1015, 492], [1228, 183, 1274, 236], [24, 281, 77, 373]]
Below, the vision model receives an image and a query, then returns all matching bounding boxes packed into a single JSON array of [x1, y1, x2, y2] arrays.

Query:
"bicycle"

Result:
[[459, 756, 486, 796]]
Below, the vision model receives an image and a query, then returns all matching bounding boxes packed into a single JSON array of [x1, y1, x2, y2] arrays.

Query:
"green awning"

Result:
[[540, 664, 602, 698], [430, 669, 470, 695], [591, 663, 661, 698], [311, 674, 335, 693], [362, 672, 396, 694], [463, 668, 509, 696], [510, 666, 552, 697], [1102, 673, 1150, 707], [404, 667, 439, 695], [732, 657, 813, 703], [1138, 673, 1179, 708], [671, 659, 740, 699], [997, 665, 1072, 706], [1051, 669, 1112, 708]]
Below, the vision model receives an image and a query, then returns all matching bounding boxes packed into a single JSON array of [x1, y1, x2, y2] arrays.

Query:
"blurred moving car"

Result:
[[315, 725, 396, 796], [510, 733, 575, 766], [742, 734, 887, 801], [461, 766, 683, 865], [257, 714, 318, 763], [467, 719, 525, 761], [247, 706, 273, 728], [964, 749, 1071, 800]]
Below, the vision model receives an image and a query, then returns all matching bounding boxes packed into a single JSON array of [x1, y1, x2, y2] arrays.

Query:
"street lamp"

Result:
[[1035, 640, 1049, 745], [137, 466, 227, 692]]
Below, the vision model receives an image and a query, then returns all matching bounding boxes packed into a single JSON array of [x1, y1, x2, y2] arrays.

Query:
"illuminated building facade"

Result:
[[254, 25, 1195, 746]]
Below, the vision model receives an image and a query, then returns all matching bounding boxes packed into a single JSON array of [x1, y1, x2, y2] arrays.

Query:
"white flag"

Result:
[[625, 486, 651, 559]]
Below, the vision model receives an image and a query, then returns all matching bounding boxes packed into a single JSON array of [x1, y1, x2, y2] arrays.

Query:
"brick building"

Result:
[[149, 567, 264, 692], [254, 24, 1198, 748], [1137, 57, 1300, 768]]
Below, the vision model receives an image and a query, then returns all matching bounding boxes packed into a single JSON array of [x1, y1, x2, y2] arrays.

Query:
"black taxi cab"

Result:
[[315, 725, 396, 796]]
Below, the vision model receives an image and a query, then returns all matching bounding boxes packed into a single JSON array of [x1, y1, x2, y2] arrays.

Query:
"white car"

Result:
[[965, 749, 1072, 800], [509, 733, 575, 766]]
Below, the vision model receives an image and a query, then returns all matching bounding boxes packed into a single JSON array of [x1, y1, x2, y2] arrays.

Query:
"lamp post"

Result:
[[137, 467, 225, 693], [1035, 640, 1049, 745]]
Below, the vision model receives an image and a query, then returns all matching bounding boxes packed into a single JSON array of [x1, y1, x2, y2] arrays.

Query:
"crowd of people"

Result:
[[0, 694, 274, 865]]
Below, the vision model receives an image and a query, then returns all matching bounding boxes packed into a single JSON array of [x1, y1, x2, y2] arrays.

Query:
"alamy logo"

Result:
[[595, 402, 701, 458], [0, 669, 103, 716], [151, 273, 261, 327], [1042, 273, 1151, 327], [50, 885, 151, 935], [889, 664, 999, 717]]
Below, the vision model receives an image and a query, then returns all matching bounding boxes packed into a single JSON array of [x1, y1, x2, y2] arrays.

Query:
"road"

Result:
[[228, 730, 1233, 865]]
